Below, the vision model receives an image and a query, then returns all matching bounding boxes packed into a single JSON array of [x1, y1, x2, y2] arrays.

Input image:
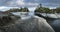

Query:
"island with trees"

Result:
[[35, 4, 60, 13]]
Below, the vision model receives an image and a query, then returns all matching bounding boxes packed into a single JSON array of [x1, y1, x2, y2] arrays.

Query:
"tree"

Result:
[[51, 7, 60, 13], [20, 7, 29, 12], [55, 7, 60, 13], [35, 7, 51, 13], [5, 7, 29, 12], [35, 4, 52, 13]]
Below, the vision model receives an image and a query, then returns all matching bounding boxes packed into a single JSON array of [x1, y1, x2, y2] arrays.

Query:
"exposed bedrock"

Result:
[[0, 15, 55, 32]]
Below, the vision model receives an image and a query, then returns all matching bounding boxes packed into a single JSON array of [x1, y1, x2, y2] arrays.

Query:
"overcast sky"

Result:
[[0, 0, 60, 11]]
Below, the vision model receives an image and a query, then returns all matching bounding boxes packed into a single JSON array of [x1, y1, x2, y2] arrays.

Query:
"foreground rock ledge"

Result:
[[0, 16, 55, 32]]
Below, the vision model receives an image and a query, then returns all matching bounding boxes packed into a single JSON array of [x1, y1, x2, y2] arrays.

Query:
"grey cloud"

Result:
[[0, 0, 60, 7], [24, 0, 60, 7], [47, 0, 60, 4]]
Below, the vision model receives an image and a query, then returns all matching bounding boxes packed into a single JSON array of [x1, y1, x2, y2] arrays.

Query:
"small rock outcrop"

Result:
[[0, 13, 20, 26]]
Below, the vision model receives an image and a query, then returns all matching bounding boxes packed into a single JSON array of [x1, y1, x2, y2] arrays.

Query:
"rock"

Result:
[[0, 13, 20, 26], [0, 16, 55, 32]]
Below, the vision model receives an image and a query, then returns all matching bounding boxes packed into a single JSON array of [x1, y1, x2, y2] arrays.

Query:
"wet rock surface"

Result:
[[0, 15, 55, 32], [35, 13, 60, 32], [0, 13, 20, 26]]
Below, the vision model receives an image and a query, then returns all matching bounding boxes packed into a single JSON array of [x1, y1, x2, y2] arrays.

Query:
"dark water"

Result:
[[46, 18, 60, 32], [35, 12, 60, 32], [52, 19, 60, 32]]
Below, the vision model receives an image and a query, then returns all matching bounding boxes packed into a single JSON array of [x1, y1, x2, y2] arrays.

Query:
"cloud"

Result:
[[0, 6, 19, 11], [6, 0, 25, 6], [7, 0, 38, 7], [28, 7, 36, 11], [0, 0, 60, 11], [23, 0, 60, 7], [16, 0, 24, 5], [0, 6, 11, 11]]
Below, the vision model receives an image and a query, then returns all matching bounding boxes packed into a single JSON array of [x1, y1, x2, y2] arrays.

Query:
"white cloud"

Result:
[[27, 3, 38, 6], [0, 6, 10, 11], [0, 6, 19, 11], [15, 0, 25, 5], [28, 7, 36, 12], [49, 7, 56, 9], [4, 0, 39, 7], [5, 0, 25, 6], [0, 0, 59, 11]]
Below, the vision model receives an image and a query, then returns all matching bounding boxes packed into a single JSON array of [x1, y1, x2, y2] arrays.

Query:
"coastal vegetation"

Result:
[[5, 7, 29, 12], [35, 4, 60, 13]]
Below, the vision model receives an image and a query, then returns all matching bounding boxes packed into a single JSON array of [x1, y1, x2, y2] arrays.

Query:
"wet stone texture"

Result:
[[0, 13, 55, 32]]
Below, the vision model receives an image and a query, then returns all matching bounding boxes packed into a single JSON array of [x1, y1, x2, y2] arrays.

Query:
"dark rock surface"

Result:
[[35, 13, 60, 32], [0, 16, 55, 32], [0, 13, 20, 26]]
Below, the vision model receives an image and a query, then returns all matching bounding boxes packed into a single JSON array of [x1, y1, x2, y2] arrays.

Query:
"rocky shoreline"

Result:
[[0, 12, 55, 32]]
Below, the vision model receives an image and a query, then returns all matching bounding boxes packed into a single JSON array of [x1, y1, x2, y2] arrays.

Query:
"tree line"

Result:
[[35, 7, 60, 13], [4, 5, 60, 13], [35, 4, 60, 13], [5, 7, 29, 12]]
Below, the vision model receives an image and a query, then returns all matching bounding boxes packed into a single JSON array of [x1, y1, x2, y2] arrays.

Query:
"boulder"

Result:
[[0, 16, 55, 32], [0, 13, 20, 26]]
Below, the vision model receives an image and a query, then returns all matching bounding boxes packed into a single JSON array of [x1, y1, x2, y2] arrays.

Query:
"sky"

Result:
[[0, 0, 60, 11]]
